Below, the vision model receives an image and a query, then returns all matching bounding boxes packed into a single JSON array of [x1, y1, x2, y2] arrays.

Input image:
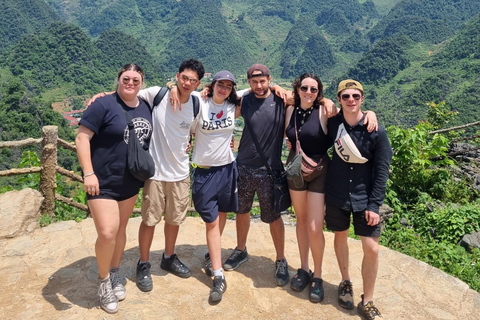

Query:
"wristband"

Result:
[[83, 172, 95, 179]]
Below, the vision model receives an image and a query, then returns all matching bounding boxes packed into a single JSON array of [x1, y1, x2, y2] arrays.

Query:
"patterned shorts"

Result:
[[237, 166, 281, 223]]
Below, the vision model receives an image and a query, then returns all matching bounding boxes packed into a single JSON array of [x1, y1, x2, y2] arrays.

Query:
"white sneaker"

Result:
[[110, 268, 126, 301], [98, 277, 118, 314]]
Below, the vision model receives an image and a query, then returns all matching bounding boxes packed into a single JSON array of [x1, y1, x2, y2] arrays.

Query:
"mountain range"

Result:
[[1, 0, 480, 128]]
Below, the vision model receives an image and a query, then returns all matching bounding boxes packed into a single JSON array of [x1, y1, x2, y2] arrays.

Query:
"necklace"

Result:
[[297, 106, 313, 125]]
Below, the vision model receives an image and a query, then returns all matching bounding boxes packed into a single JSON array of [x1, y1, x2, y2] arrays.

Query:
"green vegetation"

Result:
[[0, 0, 58, 51]]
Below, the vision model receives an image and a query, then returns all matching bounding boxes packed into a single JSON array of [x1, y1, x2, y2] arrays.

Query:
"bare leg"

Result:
[[219, 212, 227, 236], [360, 236, 379, 302], [306, 192, 325, 279], [138, 221, 155, 262], [235, 213, 250, 251], [206, 216, 222, 271], [270, 217, 285, 261], [334, 229, 350, 281], [110, 195, 137, 268], [164, 222, 179, 256], [89, 199, 120, 279], [290, 189, 309, 271]]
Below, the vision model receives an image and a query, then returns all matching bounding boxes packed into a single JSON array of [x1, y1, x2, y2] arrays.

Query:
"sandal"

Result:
[[310, 278, 325, 303], [290, 268, 312, 292]]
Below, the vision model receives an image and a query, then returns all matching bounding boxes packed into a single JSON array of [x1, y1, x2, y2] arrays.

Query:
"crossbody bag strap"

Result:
[[243, 99, 274, 177], [294, 109, 302, 155]]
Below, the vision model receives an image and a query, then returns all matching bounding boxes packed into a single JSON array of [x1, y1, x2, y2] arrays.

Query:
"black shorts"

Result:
[[192, 162, 238, 223], [237, 166, 281, 224], [87, 191, 138, 202], [325, 203, 381, 237]]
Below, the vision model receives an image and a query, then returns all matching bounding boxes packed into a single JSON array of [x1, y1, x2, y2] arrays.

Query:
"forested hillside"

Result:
[[0, 0, 58, 52], [1, 0, 479, 136]]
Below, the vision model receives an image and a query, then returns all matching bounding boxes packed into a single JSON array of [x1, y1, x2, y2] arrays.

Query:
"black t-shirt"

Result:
[[285, 106, 331, 159], [79, 93, 153, 198], [237, 92, 285, 170]]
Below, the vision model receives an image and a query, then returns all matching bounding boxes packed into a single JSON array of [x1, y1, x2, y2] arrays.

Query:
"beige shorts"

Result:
[[141, 177, 190, 226]]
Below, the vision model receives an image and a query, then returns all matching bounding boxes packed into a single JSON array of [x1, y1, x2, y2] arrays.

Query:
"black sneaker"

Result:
[[309, 278, 325, 303], [209, 276, 227, 302], [358, 294, 383, 320], [338, 280, 354, 309], [204, 253, 213, 277], [160, 253, 191, 278], [274, 258, 289, 286], [223, 247, 248, 271], [290, 268, 312, 292], [136, 260, 153, 292]]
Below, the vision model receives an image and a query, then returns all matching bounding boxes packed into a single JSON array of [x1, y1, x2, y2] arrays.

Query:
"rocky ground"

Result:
[[1, 216, 479, 320]]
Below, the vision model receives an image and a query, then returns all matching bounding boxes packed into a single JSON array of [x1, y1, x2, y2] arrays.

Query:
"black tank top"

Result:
[[285, 106, 331, 158]]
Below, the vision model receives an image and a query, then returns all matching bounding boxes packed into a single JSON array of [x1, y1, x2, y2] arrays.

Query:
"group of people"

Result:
[[76, 59, 392, 320]]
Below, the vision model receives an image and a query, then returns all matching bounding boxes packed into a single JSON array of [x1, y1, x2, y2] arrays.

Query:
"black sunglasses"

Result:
[[341, 93, 361, 101], [299, 86, 319, 94]]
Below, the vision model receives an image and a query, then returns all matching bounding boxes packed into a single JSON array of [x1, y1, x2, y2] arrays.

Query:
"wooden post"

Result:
[[40, 126, 58, 217]]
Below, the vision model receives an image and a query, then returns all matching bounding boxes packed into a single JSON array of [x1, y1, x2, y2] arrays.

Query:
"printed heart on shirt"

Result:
[[216, 110, 224, 119]]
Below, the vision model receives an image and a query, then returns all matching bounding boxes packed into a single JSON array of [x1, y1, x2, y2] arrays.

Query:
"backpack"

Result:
[[144, 86, 199, 118]]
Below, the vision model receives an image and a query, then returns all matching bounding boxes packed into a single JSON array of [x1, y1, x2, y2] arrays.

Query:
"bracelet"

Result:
[[83, 172, 95, 179]]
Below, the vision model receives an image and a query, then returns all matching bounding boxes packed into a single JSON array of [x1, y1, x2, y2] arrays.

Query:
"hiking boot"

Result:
[[204, 253, 213, 277], [274, 258, 289, 286], [98, 277, 118, 314], [110, 268, 126, 301], [209, 276, 227, 302], [290, 268, 312, 292], [309, 278, 325, 303], [223, 247, 248, 271], [161, 253, 191, 278], [136, 260, 153, 292], [358, 294, 383, 320], [338, 280, 354, 309]]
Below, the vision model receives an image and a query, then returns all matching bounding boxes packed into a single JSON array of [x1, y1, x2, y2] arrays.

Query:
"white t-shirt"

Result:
[[192, 94, 236, 167], [138, 86, 199, 182]]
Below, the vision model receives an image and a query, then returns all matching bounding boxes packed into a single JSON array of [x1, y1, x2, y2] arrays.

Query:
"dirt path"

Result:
[[0, 216, 478, 319]]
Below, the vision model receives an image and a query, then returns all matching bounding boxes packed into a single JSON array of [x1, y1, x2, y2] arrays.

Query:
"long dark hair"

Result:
[[292, 73, 324, 109], [206, 80, 241, 106]]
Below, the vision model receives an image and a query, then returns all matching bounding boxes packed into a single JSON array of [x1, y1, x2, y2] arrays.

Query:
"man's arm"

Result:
[[366, 128, 393, 214]]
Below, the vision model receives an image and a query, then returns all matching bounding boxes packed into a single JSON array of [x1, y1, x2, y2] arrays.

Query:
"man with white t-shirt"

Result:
[[134, 59, 204, 292]]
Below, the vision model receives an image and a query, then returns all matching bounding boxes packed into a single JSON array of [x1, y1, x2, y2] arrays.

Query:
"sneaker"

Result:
[[209, 276, 227, 302], [136, 260, 153, 292], [204, 253, 213, 277], [274, 258, 289, 286], [223, 247, 248, 271], [110, 268, 126, 301], [338, 280, 354, 309], [161, 253, 191, 278], [358, 294, 383, 320], [309, 278, 325, 303], [290, 268, 312, 292], [98, 277, 118, 314]]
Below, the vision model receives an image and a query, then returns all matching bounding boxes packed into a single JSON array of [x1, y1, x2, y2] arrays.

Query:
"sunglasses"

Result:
[[299, 86, 318, 93], [121, 77, 141, 86], [341, 93, 362, 101], [180, 74, 199, 84]]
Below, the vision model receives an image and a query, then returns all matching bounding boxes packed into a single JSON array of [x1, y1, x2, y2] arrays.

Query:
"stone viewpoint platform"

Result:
[[1, 216, 479, 319]]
